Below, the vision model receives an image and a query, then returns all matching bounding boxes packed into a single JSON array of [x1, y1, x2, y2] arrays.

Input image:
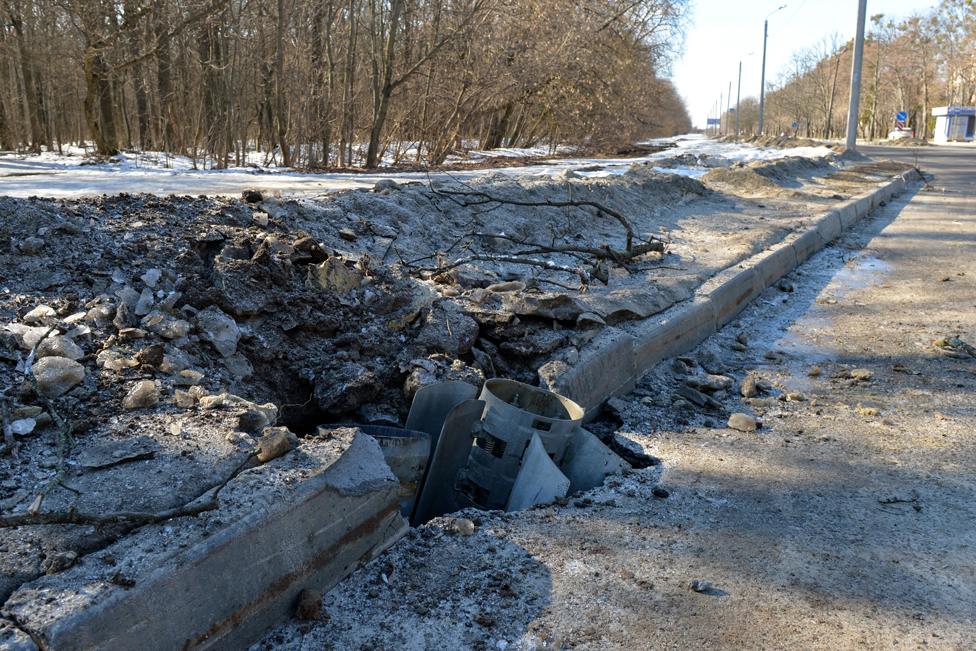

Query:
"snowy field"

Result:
[[0, 135, 834, 199]]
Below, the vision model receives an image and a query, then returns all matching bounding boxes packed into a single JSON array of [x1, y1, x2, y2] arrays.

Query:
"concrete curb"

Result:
[[541, 169, 920, 417], [2, 431, 406, 651]]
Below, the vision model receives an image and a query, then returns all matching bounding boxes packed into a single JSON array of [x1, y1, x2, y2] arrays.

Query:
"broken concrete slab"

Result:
[[538, 327, 636, 419], [2, 430, 404, 651]]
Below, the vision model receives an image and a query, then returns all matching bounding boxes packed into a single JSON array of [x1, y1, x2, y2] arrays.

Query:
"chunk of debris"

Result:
[[195, 306, 241, 358], [32, 356, 85, 397], [306, 257, 363, 294], [122, 380, 160, 410], [728, 412, 759, 432], [36, 336, 84, 361], [256, 427, 298, 463]]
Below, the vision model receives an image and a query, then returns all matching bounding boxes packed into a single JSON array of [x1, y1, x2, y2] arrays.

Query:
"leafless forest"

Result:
[[0, 0, 692, 167], [731, 0, 976, 140]]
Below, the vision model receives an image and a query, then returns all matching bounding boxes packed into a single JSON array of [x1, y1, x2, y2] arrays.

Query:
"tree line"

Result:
[[725, 0, 975, 141], [0, 0, 692, 168]]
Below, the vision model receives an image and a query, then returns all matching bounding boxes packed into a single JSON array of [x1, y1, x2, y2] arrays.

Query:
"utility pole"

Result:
[[719, 91, 723, 136], [736, 60, 742, 137], [845, 0, 868, 150], [758, 4, 786, 136], [726, 80, 732, 136]]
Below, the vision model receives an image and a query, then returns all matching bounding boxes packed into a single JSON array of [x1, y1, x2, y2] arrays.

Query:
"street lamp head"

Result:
[[767, 4, 787, 18]]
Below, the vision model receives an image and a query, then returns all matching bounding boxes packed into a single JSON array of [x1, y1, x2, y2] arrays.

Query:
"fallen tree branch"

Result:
[[0, 453, 257, 528]]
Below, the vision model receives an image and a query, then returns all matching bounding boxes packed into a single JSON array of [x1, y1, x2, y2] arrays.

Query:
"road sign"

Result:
[[896, 111, 908, 122], [706, 118, 720, 126], [791, 121, 798, 130]]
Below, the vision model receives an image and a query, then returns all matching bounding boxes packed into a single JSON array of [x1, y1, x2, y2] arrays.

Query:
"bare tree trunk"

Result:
[[366, 0, 404, 169], [83, 45, 120, 156], [10, 7, 44, 152], [154, 1, 175, 150], [274, 0, 291, 166]]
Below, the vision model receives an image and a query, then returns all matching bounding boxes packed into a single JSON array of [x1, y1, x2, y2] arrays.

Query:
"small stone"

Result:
[[41, 551, 78, 575], [224, 353, 253, 379], [18, 236, 44, 254], [173, 390, 196, 409], [295, 589, 322, 620], [32, 357, 85, 397], [135, 343, 166, 368], [652, 486, 670, 499], [785, 392, 806, 402], [256, 427, 298, 463], [690, 579, 713, 593], [146, 315, 191, 340], [123, 380, 160, 410], [338, 227, 357, 241], [685, 373, 733, 393], [242, 189, 263, 203], [740, 374, 759, 398], [735, 332, 748, 346], [36, 336, 84, 361], [173, 369, 204, 386], [855, 403, 880, 417], [728, 412, 758, 432], [97, 349, 140, 371], [372, 179, 399, 193], [730, 342, 748, 352], [140, 268, 162, 288], [134, 288, 155, 316], [450, 518, 476, 536], [807, 366, 822, 377], [11, 418, 36, 436], [252, 211, 270, 227], [777, 279, 795, 293], [23, 304, 56, 324], [4, 323, 59, 351], [117, 327, 147, 340], [306, 257, 363, 294], [850, 368, 873, 381], [195, 306, 240, 357], [238, 403, 279, 433]]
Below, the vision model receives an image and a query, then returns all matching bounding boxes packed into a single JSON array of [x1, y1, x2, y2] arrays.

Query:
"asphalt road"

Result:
[[258, 146, 976, 650]]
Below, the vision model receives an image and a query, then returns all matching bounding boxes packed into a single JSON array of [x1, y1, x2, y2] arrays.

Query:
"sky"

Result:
[[671, 0, 939, 128]]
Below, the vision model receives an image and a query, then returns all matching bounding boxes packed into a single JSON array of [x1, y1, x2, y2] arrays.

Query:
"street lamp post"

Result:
[[758, 4, 787, 136]]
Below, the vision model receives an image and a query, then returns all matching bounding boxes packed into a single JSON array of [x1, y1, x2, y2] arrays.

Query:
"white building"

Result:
[[932, 106, 975, 143]]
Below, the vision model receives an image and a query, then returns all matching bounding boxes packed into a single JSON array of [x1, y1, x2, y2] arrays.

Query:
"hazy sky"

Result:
[[671, 0, 939, 128]]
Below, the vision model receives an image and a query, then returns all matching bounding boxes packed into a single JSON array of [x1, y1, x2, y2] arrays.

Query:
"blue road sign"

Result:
[[706, 118, 721, 126], [896, 111, 908, 122], [791, 121, 798, 129]]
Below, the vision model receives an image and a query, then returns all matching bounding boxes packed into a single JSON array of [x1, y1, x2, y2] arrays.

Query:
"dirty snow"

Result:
[[0, 135, 836, 199]]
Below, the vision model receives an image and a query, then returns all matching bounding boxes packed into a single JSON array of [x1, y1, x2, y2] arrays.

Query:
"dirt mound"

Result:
[[701, 156, 833, 196], [719, 134, 839, 150]]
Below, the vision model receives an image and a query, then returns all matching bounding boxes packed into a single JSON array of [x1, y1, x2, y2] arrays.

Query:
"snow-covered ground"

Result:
[[0, 135, 834, 199]]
